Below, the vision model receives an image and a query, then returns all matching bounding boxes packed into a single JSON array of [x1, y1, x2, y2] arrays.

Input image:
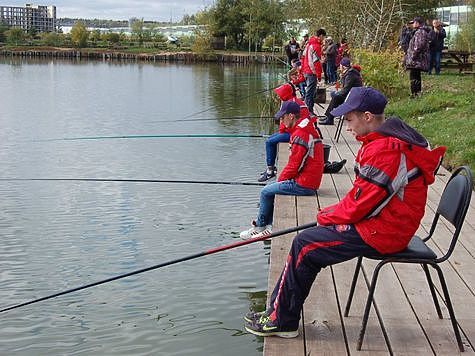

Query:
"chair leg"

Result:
[[422, 264, 443, 318], [357, 261, 386, 351], [344, 256, 363, 317], [432, 264, 464, 352], [334, 116, 344, 142]]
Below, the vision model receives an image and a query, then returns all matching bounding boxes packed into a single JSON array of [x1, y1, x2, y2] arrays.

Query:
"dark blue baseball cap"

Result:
[[274, 100, 300, 119], [330, 87, 387, 117]]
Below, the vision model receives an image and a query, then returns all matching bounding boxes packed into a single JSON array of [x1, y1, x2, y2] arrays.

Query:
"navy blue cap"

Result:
[[340, 57, 351, 68], [274, 100, 300, 119], [330, 87, 387, 117]]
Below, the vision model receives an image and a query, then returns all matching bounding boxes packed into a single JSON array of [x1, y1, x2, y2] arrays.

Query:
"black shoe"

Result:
[[323, 159, 347, 174], [318, 117, 334, 125], [258, 170, 276, 182]]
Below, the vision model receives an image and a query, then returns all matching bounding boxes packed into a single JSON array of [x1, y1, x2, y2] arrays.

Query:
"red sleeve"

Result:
[[278, 135, 307, 181], [317, 150, 400, 225]]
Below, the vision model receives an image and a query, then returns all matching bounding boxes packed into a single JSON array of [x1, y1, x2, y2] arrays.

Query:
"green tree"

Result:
[[130, 18, 144, 45], [5, 28, 26, 46], [70, 21, 89, 48], [40, 31, 63, 46], [453, 0, 475, 51], [0, 23, 9, 42], [105, 32, 121, 46]]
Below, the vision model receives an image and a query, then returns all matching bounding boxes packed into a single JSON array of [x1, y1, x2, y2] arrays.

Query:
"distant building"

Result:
[[0, 4, 56, 32], [435, 5, 472, 38]]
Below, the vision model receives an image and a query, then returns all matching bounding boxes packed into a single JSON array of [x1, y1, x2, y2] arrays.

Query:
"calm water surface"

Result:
[[0, 57, 284, 355]]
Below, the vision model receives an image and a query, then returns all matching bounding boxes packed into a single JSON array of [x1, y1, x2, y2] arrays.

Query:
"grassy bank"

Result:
[[385, 73, 475, 173]]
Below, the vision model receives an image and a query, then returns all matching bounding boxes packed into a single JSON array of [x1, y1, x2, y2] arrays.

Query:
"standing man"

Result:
[[240, 101, 324, 239], [404, 17, 430, 98], [301, 28, 326, 116], [429, 19, 446, 75], [243, 87, 446, 337], [285, 37, 300, 65]]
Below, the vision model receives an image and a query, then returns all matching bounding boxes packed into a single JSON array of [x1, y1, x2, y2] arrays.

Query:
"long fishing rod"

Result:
[[35, 133, 270, 142], [0, 222, 317, 314], [174, 115, 275, 123], [0, 178, 266, 187]]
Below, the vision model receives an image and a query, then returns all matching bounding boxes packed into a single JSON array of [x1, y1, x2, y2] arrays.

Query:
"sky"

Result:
[[3, 1, 213, 21]]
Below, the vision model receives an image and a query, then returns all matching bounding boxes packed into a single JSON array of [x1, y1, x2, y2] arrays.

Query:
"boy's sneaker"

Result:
[[258, 170, 276, 182], [244, 310, 268, 323], [244, 315, 298, 338], [239, 223, 272, 240]]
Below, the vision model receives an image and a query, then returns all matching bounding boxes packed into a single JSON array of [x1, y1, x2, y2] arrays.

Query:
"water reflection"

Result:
[[0, 57, 289, 355]]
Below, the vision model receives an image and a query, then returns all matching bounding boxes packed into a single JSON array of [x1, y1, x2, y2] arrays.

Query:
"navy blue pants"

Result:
[[267, 224, 378, 330]]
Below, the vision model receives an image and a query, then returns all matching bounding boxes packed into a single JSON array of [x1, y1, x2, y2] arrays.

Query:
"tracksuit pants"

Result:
[[267, 224, 378, 330]]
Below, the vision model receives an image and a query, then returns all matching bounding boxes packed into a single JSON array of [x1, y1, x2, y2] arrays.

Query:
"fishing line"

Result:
[[0, 222, 317, 313], [34, 133, 270, 142]]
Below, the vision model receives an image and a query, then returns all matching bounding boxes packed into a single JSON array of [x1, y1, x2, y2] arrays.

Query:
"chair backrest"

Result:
[[430, 166, 473, 262]]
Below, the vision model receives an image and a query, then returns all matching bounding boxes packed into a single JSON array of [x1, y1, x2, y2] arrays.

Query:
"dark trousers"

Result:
[[324, 94, 345, 120], [409, 68, 422, 95], [267, 225, 378, 330]]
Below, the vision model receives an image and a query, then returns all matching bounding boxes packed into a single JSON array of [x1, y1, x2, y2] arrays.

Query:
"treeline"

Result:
[[57, 18, 174, 28]]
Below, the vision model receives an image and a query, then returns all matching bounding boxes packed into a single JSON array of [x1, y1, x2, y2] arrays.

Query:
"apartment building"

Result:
[[0, 4, 56, 32]]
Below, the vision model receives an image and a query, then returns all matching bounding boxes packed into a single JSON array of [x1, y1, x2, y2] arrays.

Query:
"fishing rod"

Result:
[[0, 221, 318, 314], [149, 115, 275, 124], [35, 133, 270, 142], [0, 178, 266, 187]]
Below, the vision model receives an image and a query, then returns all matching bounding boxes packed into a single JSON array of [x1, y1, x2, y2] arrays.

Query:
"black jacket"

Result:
[[335, 68, 363, 99], [429, 27, 446, 52]]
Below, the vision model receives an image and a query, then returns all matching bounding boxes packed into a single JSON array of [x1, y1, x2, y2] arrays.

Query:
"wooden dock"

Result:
[[264, 104, 475, 355]]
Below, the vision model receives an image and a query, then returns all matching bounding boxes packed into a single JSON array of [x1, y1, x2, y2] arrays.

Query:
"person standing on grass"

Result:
[[243, 87, 446, 337], [404, 17, 430, 98], [428, 19, 446, 75], [240, 101, 324, 239]]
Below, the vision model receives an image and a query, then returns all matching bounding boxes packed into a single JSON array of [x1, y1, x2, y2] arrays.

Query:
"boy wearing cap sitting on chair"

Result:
[[319, 57, 363, 125], [240, 101, 324, 239], [244, 87, 446, 337]]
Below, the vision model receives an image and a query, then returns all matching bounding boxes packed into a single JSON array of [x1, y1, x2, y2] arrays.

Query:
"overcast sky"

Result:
[[4, 1, 213, 21]]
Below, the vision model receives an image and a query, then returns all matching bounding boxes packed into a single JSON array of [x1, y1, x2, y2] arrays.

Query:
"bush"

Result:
[[191, 28, 214, 56], [40, 32, 63, 46], [352, 49, 408, 99]]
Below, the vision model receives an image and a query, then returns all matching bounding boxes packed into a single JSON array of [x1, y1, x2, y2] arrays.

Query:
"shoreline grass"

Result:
[[385, 72, 474, 173]]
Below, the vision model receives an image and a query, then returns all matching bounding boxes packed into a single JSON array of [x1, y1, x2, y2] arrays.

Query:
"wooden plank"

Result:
[[264, 144, 305, 355], [297, 195, 349, 355]]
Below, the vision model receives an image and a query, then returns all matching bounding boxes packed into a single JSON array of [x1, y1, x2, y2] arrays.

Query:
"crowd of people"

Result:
[[239, 22, 448, 340]]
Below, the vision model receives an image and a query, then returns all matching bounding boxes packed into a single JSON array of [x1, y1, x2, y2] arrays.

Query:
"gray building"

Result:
[[0, 4, 56, 32]]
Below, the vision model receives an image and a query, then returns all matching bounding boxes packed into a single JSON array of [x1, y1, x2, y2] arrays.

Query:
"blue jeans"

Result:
[[304, 73, 317, 115], [429, 51, 442, 75], [298, 82, 306, 98], [265, 132, 290, 167], [326, 59, 337, 83], [256, 180, 316, 227]]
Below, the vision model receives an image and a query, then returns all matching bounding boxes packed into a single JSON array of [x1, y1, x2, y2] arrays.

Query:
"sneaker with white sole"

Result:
[[239, 224, 272, 240], [244, 315, 298, 338]]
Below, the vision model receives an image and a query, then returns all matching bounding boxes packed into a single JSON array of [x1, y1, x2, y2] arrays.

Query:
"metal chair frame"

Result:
[[344, 166, 473, 352], [334, 116, 344, 142]]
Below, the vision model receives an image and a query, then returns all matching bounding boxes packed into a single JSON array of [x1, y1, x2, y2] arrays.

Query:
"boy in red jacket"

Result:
[[244, 87, 446, 337], [240, 101, 324, 239]]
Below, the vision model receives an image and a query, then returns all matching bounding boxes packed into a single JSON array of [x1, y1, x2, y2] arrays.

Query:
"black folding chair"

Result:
[[344, 166, 473, 352]]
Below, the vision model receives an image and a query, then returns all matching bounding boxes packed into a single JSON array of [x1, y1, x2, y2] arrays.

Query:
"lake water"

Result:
[[0, 57, 284, 355]]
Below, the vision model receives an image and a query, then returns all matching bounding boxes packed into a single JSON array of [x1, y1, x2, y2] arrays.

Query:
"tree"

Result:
[[0, 23, 9, 42], [5, 28, 26, 46], [130, 18, 144, 45], [70, 21, 89, 48], [40, 31, 63, 46]]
